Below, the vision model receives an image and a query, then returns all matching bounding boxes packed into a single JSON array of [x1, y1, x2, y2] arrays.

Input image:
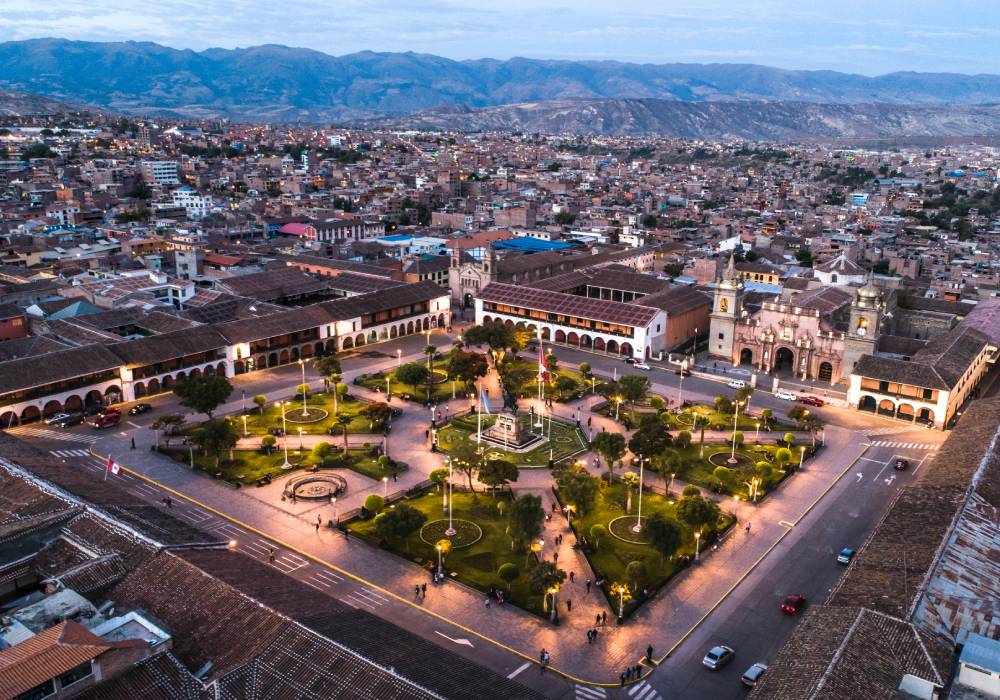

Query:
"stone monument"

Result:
[[480, 410, 544, 451]]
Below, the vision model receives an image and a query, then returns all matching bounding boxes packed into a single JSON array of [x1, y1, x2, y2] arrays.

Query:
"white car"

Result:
[[44, 412, 71, 425], [727, 379, 746, 389], [775, 390, 797, 401], [633, 362, 651, 371]]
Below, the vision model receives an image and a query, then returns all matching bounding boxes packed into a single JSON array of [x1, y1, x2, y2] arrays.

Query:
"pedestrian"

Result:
[[569, 571, 575, 583], [553, 552, 559, 563], [566, 599, 572, 612], [586, 580, 592, 594], [586, 629, 592, 644], [635, 665, 642, 678], [268, 547, 275, 564], [314, 521, 320, 533], [602, 611, 607, 626], [485, 597, 492, 608], [539, 649, 549, 672], [421, 583, 427, 598], [620, 673, 626, 687], [392, 471, 397, 482], [415, 584, 421, 598], [552, 502, 557, 512], [646, 645, 654, 663], [592, 628, 599, 641], [587, 416, 592, 428], [745, 521, 751, 533], [130, 436, 136, 449], [596, 613, 602, 626]]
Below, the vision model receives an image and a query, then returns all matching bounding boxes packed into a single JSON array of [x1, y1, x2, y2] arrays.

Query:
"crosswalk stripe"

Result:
[[313, 569, 343, 584], [628, 681, 648, 697], [306, 574, 333, 588], [634, 685, 655, 700], [576, 686, 606, 699]]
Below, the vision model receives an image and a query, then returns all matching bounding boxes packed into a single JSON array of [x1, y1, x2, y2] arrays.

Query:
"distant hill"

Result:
[[0, 89, 98, 116], [356, 99, 1000, 140], [5, 38, 1000, 125]]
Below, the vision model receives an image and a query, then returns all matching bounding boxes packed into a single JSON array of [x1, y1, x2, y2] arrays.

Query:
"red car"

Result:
[[780, 594, 806, 615], [799, 396, 824, 407]]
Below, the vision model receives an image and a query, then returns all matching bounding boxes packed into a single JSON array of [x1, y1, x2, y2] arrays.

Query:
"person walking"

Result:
[[596, 613, 602, 626], [268, 547, 275, 564], [421, 583, 427, 598], [539, 649, 549, 672], [745, 521, 751, 534], [646, 645, 654, 663], [569, 571, 575, 583], [586, 579, 592, 594], [566, 599, 572, 612], [620, 672, 626, 687], [130, 436, 136, 449], [602, 611, 607, 626], [415, 584, 421, 598]]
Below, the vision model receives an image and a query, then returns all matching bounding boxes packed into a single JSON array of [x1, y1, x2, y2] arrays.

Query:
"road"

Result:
[[2, 327, 945, 699]]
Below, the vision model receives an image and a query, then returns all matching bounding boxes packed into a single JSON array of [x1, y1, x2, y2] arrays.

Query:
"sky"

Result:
[[3, 0, 1000, 75]]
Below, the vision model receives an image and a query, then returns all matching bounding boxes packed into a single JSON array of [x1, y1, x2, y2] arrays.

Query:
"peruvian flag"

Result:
[[106, 456, 120, 476], [538, 331, 549, 382]]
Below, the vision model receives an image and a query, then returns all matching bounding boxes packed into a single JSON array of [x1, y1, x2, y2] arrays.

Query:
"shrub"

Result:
[[650, 396, 664, 411], [261, 435, 277, 454], [364, 494, 385, 514], [579, 362, 591, 376], [682, 484, 701, 497], [783, 432, 796, 446], [676, 430, 692, 448], [589, 523, 608, 550], [733, 431, 744, 447], [775, 447, 792, 465], [626, 560, 648, 590], [498, 563, 519, 590]]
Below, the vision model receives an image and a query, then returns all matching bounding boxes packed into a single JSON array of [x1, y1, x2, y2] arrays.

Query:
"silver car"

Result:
[[702, 645, 735, 670], [741, 662, 768, 687]]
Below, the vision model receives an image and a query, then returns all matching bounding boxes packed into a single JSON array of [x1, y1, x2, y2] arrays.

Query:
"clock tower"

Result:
[[842, 279, 882, 375], [709, 256, 744, 361]]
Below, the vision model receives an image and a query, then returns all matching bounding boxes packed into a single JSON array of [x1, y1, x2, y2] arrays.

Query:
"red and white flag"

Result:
[[538, 332, 548, 382], [106, 456, 120, 476]]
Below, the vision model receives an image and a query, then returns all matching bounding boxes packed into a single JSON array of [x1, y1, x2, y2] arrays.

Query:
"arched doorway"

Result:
[[342, 337, 354, 350], [438, 313, 446, 327], [217, 362, 227, 376], [162, 375, 174, 390], [555, 330, 566, 343], [621, 342, 633, 357], [607, 340, 619, 354], [269, 352, 278, 366], [541, 327, 550, 341], [84, 390, 103, 408], [42, 400, 62, 417], [1, 411, 17, 427], [581, 335, 592, 348], [463, 292, 474, 308], [423, 318, 430, 331], [739, 348, 753, 366], [877, 399, 895, 417], [279, 350, 289, 364], [594, 338, 606, 351], [148, 378, 160, 394], [773, 347, 795, 374], [407, 321, 414, 334], [190, 369, 202, 379], [134, 382, 147, 398], [917, 408, 934, 425], [818, 362, 833, 383], [105, 386, 122, 404], [64, 395, 82, 413], [896, 403, 915, 421], [858, 395, 876, 413], [204, 365, 215, 376], [567, 332, 579, 345], [20, 406, 40, 423]]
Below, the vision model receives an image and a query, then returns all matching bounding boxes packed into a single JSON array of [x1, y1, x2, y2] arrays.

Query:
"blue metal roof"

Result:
[[490, 238, 574, 252], [379, 234, 414, 242]]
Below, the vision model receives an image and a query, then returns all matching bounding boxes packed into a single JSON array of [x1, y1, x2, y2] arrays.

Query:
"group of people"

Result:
[[485, 586, 506, 607], [413, 583, 428, 598]]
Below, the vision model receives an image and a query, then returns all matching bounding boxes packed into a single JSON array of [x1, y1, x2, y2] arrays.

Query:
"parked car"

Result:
[[780, 594, 806, 615], [55, 413, 83, 428], [727, 379, 746, 389], [894, 458, 909, 471], [837, 548, 855, 564], [634, 362, 652, 371], [740, 663, 768, 688], [702, 645, 735, 670], [624, 357, 636, 365], [44, 412, 72, 426], [675, 367, 692, 377], [128, 402, 152, 415], [775, 390, 797, 401], [799, 395, 825, 407]]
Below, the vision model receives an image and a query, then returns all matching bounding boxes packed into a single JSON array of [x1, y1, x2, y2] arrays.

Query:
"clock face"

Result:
[[856, 327, 867, 337]]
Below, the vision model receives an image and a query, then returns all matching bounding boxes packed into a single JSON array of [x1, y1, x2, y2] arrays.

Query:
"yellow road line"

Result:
[[90, 448, 617, 688]]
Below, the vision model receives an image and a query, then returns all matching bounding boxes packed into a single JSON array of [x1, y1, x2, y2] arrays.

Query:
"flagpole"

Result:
[[536, 329, 544, 427], [476, 379, 482, 446]]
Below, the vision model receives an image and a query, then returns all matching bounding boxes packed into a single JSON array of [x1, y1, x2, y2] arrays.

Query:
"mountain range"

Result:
[[4, 38, 1000, 139]]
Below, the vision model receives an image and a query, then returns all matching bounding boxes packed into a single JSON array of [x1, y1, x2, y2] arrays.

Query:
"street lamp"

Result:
[[755, 421, 760, 443], [548, 585, 559, 622], [677, 359, 687, 408], [798, 445, 805, 470], [614, 396, 622, 421], [298, 359, 309, 417], [298, 427, 304, 451], [669, 472, 675, 496], [728, 400, 744, 464], [382, 476, 389, 498], [397, 349, 402, 367], [610, 582, 630, 621], [242, 414, 248, 437], [436, 543, 443, 578], [632, 455, 645, 533], [733, 495, 740, 521], [445, 458, 456, 536], [385, 376, 391, 400], [695, 531, 702, 561], [280, 401, 291, 469]]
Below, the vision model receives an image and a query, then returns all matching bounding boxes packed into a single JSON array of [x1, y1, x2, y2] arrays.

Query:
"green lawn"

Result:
[[437, 412, 588, 466], [664, 403, 794, 433], [663, 443, 810, 499], [158, 446, 392, 485], [565, 481, 734, 618], [347, 490, 555, 617], [240, 394, 389, 436], [357, 359, 472, 403]]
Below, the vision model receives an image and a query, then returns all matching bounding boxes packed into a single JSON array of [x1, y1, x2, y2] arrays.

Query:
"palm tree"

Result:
[[335, 414, 351, 453]]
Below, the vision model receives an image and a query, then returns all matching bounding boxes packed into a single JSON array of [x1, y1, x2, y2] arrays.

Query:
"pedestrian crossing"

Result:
[[869, 440, 939, 450], [342, 585, 389, 611], [49, 448, 93, 458], [575, 685, 606, 699], [10, 426, 101, 444], [626, 680, 662, 700]]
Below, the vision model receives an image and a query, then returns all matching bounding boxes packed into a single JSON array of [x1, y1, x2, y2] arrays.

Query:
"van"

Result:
[[91, 413, 120, 429]]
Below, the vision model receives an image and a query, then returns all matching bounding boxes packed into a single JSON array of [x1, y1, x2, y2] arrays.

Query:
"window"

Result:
[[922, 388, 933, 400], [879, 381, 889, 392], [718, 332, 724, 339], [58, 661, 93, 688], [15, 679, 54, 700]]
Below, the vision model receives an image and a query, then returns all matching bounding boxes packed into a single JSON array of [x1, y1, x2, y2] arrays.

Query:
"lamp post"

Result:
[[436, 543, 443, 578], [242, 414, 248, 437], [299, 359, 309, 417], [280, 402, 291, 469], [331, 496, 338, 524], [549, 585, 559, 622], [677, 359, 687, 408], [298, 427, 303, 451], [798, 445, 805, 470], [614, 396, 622, 421], [754, 421, 760, 443], [446, 458, 456, 536], [669, 472, 675, 496], [695, 531, 701, 561], [385, 377, 391, 400], [733, 495, 740, 522], [397, 349, 402, 367], [591, 376, 596, 395], [633, 454, 645, 533], [383, 476, 389, 498], [728, 400, 743, 464]]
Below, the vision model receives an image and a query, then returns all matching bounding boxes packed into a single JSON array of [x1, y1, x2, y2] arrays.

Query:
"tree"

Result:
[[296, 383, 310, 398], [801, 414, 825, 446], [628, 413, 673, 457], [618, 375, 650, 414], [787, 405, 808, 423], [761, 408, 773, 430], [463, 321, 527, 364], [646, 513, 682, 572], [554, 464, 600, 515], [676, 430, 692, 449], [191, 419, 238, 468], [429, 468, 449, 492], [712, 466, 734, 491], [732, 431, 744, 447], [173, 375, 233, 420], [335, 414, 351, 452], [151, 414, 185, 446], [261, 434, 277, 455], [714, 395, 734, 415], [424, 344, 437, 372], [678, 494, 721, 533], [579, 362, 591, 376], [446, 350, 488, 385], [374, 503, 426, 551], [651, 450, 683, 494], [396, 362, 430, 388], [735, 385, 753, 405], [783, 432, 796, 446], [449, 443, 485, 496], [625, 560, 648, 591], [310, 441, 333, 464], [314, 355, 342, 407], [592, 431, 626, 482], [508, 494, 544, 551], [682, 484, 701, 497], [253, 394, 267, 415], [498, 563, 519, 590], [478, 459, 519, 496], [775, 447, 792, 466], [364, 494, 385, 514], [360, 402, 392, 429], [589, 523, 608, 550]]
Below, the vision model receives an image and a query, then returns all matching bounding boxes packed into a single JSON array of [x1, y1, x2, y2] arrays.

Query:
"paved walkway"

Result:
[[97, 344, 867, 683]]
